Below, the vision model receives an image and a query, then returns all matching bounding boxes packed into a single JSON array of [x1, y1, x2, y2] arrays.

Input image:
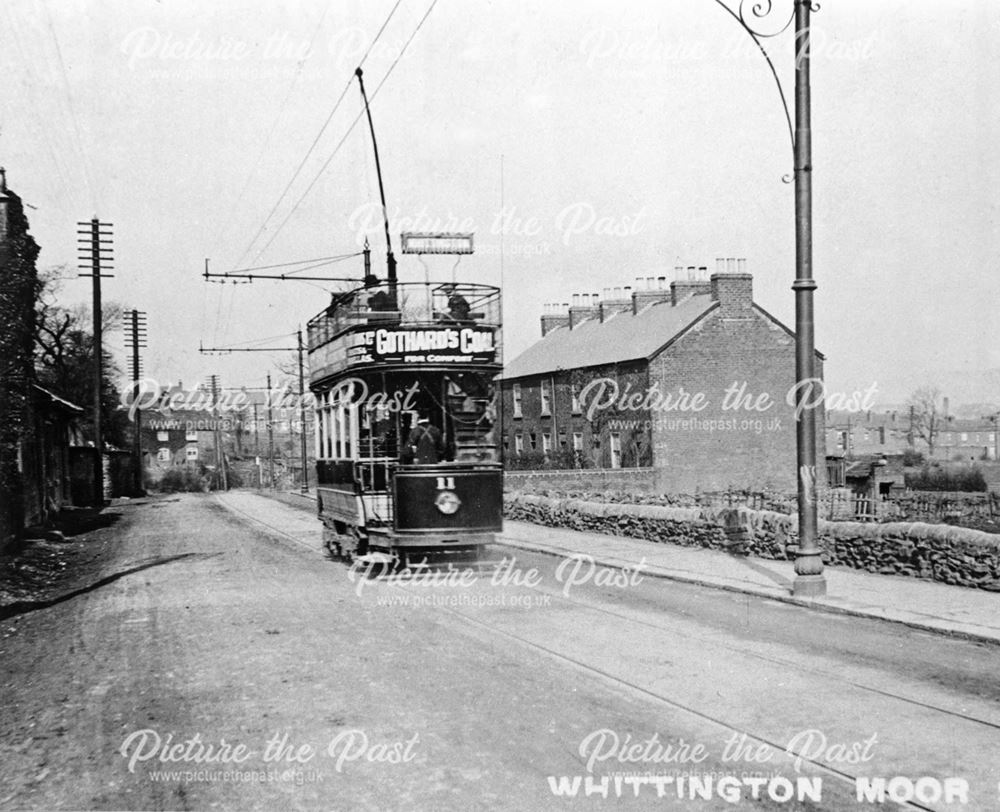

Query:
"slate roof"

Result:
[[500, 296, 717, 380]]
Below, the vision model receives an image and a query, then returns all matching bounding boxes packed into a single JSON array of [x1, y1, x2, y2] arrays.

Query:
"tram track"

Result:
[[488, 566, 1000, 735], [219, 494, 995, 809], [220, 495, 999, 736], [384, 575, 937, 811]]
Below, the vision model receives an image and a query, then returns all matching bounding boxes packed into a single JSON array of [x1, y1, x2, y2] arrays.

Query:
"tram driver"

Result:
[[402, 415, 445, 465]]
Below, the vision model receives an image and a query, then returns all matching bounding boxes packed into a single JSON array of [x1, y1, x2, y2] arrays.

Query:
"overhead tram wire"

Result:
[[2, 4, 86, 216], [247, 0, 441, 267], [40, 1, 99, 212], [226, 252, 362, 275], [230, 0, 407, 272], [208, 4, 333, 258]]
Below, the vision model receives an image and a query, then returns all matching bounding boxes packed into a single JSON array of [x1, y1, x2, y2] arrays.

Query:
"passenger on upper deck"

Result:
[[326, 290, 355, 317], [368, 289, 394, 311], [442, 286, 472, 323]]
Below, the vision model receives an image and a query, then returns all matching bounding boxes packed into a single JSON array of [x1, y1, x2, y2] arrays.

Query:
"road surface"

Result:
[[1, 492, 997, 811]]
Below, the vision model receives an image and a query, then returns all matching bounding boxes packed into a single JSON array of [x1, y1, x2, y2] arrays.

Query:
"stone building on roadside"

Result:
[[0, 169, 42, 547], [499, 260, 827, 494]]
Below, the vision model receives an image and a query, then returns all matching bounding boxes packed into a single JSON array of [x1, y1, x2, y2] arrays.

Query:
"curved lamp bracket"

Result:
[[709, 0, 821, 179]]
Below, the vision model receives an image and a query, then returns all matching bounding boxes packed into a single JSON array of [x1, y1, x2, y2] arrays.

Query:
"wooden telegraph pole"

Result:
[[77, 218, 113, 506], [124, 309, 147, 495]]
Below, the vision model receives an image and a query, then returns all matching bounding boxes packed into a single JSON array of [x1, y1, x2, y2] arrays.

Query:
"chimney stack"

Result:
[[670, 261, 712, 305], [710, 257, 753, 315], [632, 273, 674, 312], [568, 293, 600, 329], [540, 302, 570, 336], [600, 285, 631, 322]]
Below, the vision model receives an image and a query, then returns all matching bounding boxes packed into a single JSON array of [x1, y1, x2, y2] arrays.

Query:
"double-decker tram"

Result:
[[306, 275, 503, 567]]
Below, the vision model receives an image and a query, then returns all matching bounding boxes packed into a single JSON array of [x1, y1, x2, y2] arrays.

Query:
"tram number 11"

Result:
[[435, 476, 456, 490]]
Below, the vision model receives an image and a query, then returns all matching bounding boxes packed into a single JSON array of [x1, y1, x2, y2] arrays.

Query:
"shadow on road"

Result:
[[0, 552, 221, 621], [724, 552, 793, 591]]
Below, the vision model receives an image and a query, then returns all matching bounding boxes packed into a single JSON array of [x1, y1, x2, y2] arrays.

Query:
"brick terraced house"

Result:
[[500, 261, 827, 493]]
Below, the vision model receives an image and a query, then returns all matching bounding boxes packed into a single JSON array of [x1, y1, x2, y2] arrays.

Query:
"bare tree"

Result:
[[34, 265, 127, 445], [907, 386, 943, 457]]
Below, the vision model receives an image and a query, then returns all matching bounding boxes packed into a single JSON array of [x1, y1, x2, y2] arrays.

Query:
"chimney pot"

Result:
[[716, 257, 725, 274], [737, 258, 747, 274], [726, 257, 736, 273], [658, 276, 666, 290]]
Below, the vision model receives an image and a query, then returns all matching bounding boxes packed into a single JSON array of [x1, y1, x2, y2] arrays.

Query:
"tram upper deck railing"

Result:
[[307, 281, 502, 381]]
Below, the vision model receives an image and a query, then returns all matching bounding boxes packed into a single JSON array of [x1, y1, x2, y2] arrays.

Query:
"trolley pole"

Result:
[[266, 373, 276, 489], [297, 329, 309, 493], [77, 218, 114, 506]]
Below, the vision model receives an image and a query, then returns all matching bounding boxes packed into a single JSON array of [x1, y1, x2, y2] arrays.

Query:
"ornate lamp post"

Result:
[[712, 0, 826, 596]]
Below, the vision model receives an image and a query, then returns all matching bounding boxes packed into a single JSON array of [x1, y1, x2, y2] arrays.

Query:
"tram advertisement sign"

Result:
[[358, 326, 496, 364]]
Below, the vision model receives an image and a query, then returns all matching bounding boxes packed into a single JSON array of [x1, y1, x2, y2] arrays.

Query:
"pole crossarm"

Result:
[[202, 271, 363, 283], [198, 345, 295, 354]]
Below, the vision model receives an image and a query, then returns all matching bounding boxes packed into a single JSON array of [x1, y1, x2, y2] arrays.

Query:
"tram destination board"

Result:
[[358, 325, 496, 365]]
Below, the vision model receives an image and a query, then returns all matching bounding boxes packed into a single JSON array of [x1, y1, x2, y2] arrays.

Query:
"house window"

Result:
[[157, 431, 169, 442], [186, 430, 198, 441], [571, 384, 581, 414], [540, 379, 551, 416], [559, 430, 567, 448], [542, 432, 552, 456], [514, 434, 524, 456], [610, 432, 622, 469], [512, 384, 522, 418], [961, 433, 968, 442], [186, 446, 198, 460], [529, 432, 537, 450], [572, 432, 583, 451], [157, 447, 170, 462]]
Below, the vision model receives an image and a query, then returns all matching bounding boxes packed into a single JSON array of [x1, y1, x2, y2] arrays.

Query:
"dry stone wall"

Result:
[[504, 494, 1000, 591]]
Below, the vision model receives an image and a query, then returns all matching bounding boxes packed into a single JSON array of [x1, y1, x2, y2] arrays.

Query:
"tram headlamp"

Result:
[[435, 491, 461, 515]]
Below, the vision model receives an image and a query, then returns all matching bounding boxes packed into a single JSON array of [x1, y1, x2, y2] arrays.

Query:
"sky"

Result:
[[2, 0, 998, 406]]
